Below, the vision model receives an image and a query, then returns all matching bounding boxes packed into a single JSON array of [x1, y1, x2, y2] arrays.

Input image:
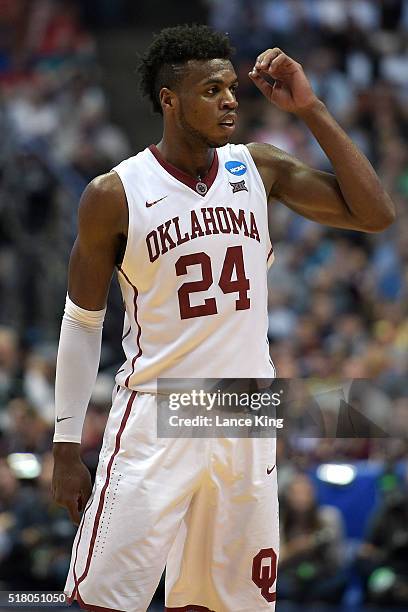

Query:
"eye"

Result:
[[207, 87, 218, 95]]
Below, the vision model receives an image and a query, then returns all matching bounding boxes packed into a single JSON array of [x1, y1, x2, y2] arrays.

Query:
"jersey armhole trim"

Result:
[[242, 144, 273, 260], [243, 144, 269, 201], [111, 169, 132, 274]]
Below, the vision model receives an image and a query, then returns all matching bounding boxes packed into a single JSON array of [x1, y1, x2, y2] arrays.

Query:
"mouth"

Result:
[[218, 116, 237, 131]]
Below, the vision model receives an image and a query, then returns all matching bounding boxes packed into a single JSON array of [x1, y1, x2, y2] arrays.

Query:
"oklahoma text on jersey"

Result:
[[146, 206, 260, 262]]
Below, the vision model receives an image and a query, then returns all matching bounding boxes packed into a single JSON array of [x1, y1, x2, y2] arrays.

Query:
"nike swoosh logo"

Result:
[[267, 465, 276, 475], [56, 416, 74, 423], [146, 195, 168, 208]]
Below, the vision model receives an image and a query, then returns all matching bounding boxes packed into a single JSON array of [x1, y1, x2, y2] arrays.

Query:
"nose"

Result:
[[221, 90, 238, 110]]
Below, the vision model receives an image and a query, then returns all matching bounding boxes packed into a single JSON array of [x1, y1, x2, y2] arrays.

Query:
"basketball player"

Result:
[[52, 25, 395, 612]]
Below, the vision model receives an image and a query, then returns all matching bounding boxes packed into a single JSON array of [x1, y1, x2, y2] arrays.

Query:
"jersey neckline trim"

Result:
[[148, 144, 219, 196]]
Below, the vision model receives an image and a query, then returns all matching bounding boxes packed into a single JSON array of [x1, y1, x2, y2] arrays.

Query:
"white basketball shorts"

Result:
[[65, 386, 279, 611]]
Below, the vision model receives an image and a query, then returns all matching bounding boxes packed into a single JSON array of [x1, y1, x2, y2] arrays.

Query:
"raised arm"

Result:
[[247, 48, 395, 233], [52, 171, 128, 524]]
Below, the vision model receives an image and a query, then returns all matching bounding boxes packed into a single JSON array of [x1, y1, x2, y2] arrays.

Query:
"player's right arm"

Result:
[[52, 171, 128, 524]]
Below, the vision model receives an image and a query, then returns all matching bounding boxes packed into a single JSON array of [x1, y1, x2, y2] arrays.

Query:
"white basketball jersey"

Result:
[[112, 143, 275, 392]]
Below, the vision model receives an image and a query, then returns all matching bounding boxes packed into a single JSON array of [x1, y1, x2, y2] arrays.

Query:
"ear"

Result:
[[159, 87, 177, 113]]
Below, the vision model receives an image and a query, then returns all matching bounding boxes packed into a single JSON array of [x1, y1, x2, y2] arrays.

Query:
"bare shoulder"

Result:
[[247, 142, 296, 169], [247, 142, 279, 164], [246, 142, 299, 198], [78, 170, 128, 237]]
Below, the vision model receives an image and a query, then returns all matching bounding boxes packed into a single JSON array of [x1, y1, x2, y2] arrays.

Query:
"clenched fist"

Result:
[[249, 48, 320, 114]]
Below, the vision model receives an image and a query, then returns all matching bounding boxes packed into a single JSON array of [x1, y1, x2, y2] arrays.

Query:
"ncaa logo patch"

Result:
[[225, 160, 247, 176]]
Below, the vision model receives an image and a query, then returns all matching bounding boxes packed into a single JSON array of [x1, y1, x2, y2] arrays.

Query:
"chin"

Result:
[[207, 135, 231, 148]]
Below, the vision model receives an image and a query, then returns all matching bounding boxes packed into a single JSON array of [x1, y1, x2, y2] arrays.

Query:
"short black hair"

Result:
[[138, 24, 234, 114]]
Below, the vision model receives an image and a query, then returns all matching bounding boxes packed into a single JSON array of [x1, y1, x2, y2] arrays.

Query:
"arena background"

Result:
[[0, 1, 407, 610]]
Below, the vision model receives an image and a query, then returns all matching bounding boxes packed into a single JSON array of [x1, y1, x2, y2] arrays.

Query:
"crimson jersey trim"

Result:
[[165, 606, 214, 611], [118, 267, 142, 388], [149, 144, 219, 195]]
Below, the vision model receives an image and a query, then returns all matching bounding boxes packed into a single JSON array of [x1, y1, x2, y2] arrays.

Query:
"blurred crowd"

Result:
[[0, 0, 407, 609], [0, 0, 130, 336]]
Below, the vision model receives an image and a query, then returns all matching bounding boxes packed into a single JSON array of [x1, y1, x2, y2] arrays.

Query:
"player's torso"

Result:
[[113, 143, 275, 391]]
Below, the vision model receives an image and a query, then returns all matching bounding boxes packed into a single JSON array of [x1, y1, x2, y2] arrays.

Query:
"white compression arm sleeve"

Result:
[[53, 295, 106, 444]]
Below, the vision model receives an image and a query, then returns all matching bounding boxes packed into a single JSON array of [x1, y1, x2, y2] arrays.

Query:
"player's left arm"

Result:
[[247, 48, 396, 232]]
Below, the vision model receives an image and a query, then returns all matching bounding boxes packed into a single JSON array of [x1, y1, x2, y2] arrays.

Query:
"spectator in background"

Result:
[[357, 464, 408, 607], [0, 327, 20, 405], [278, 473, 347, 605], [5, 398, 51, 455], [20, 452, 75, 589], [0, 458, 26, 588], [23, 343, 56, 425], [0, 457, 42, 588], [0, 454, 74, 590]]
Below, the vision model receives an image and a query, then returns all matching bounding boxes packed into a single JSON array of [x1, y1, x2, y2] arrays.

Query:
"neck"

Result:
[[156, 127, 215, 180]]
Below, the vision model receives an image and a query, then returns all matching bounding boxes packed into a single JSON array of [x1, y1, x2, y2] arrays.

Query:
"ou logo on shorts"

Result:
[[252, 548, 278, 603], [225, 160, 247, 176]]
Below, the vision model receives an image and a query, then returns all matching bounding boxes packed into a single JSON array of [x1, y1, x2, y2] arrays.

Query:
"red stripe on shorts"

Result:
[[74, 390, 137, 601], [75, 590, 126, 612], [165, 606, 214, 611], [69, 497, 94, 603], [118, 267, 142, 387], [267, 246, 274, 261]]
